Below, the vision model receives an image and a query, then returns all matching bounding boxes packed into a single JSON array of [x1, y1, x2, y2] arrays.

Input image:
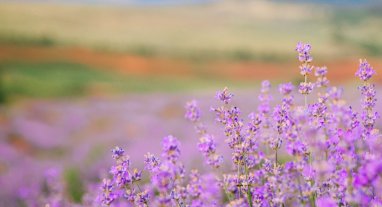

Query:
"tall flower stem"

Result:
[[275, 149, 278, 166], [304, 74, 308, 108], [244, 163, 253, 207]]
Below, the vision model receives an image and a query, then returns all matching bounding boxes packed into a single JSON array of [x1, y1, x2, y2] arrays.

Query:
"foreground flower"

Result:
[[356, 59, 375, 81], [96, 42, 381, 207]]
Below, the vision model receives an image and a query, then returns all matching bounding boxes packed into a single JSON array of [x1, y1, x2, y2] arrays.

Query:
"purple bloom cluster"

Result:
[[356, 59, 375, 81], [162, 135, 181, 162], [315, 66, 329, 88], [356, 59, 379, 138], [296, 42, 315, 99], [279, 82, 294, 96], [100, 146, 148, 206], [296, 42, 313, 63], [185, 100, 201, 123], [298, 82, 314, 95], [101, 179, 116, 206], [216, 87, 234, 104], [299, 65, 313, 76], [257, 80, 273, 133], [186, 100, 223, 168], [98, 42, 381, 207]]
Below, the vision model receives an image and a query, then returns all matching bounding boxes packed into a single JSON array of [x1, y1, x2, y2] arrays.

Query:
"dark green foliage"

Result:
[[64, 168, 84, 203]]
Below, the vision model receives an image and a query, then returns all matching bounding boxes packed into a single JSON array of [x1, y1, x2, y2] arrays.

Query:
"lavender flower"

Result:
[[279, 82, 294, 95], [162, 135, 181, 162], [216, 87, 234, 104], [111, 146, 125, 160], [187, 100, 223, 168], [197, 134, 223, 168], [132, 168, 142, 182], [315, 66, 329, 88], [93, 42, 382, 207], [197, 134, 216, 155], [258, 80, 272, 123], [295, 42, 313, 63], [300, 65, 313, 76], [134, 190, 149, 206], [261, 80, 271, 93], [144, 152, 160, 171], [101, 179, 117, 206], [185, 100, 201, 123], [359, 84, 377, 109], [186, 170, 203, 198], [298, 82, 314, 95], [109, 153, 131, 187], [100, 146, 148, 206], [356, 59, 375, 81], [247, 112, 262, 135], [151, 161, 178, 204], [356, 59, 378, 137], [296, 42, 315, 107]]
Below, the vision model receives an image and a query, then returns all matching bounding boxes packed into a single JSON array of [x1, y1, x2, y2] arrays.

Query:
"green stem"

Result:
[[297, 176, 304, 205], [275, 149, 278, 166], [224, 185, 235, 202], [309, 193, 316, 207], [238, 162, 241, 199], [245, 163, 253, 207], [304, 74, 308, 108]]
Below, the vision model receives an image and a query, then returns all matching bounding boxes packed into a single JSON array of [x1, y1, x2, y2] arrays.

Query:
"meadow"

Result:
[[0, 1, 382, 206], [1, 43, 382, 206], [0, 1, 382, 101], [0, 1, 382, 60]]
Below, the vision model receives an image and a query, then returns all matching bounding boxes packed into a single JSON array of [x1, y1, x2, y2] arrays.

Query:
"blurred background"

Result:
[[0, 0, 382, 206]]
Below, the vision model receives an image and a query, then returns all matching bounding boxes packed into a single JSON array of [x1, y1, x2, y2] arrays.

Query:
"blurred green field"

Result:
[[0, 1, 382, 101], [0, 61, 260, 101], [0, 1, 381, 61]]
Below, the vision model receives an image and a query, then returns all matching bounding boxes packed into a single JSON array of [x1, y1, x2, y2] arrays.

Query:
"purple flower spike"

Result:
[[295, 42, 313, 63], [279, 82, 294, 95], [101, 179, 117, 206], [94, 42, 382, 207], [216, 87, 233, 104], [111, 146, 125, 160], [300, 65, 313, 76], [162, 135, 181, 162], [144, 152, 160, 171], [132, 168, 142, 182], [356, 59, 375, 81], [261, 80, 271, 93], [359, 84, 377, 109], [207, 154, 223, 168], [298, 82, 314, 95], [197, 134, 216, 155], [315, 66, 328, 77], [134, 190, 149, 206], [185, 100, 201, 123]]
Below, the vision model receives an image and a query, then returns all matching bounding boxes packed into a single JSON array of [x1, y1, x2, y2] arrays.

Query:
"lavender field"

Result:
[[1, 46, 382, 205], [1, 1, 382, 206]]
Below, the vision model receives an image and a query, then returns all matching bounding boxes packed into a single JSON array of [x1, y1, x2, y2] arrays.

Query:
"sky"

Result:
[[1, 0, 378, 6]]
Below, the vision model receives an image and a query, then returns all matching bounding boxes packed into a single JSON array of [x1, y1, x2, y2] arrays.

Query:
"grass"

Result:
[[0, 1, 380, 100], [0, 61, 260, 100], [0, 33, 56, 47], [64, 168, 85, 203], [1, 1, 381, 61], [1, 62, 109, 98]]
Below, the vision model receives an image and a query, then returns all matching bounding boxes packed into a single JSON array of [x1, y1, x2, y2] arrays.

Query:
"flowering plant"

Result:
[[99, 42, 381, 207]]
